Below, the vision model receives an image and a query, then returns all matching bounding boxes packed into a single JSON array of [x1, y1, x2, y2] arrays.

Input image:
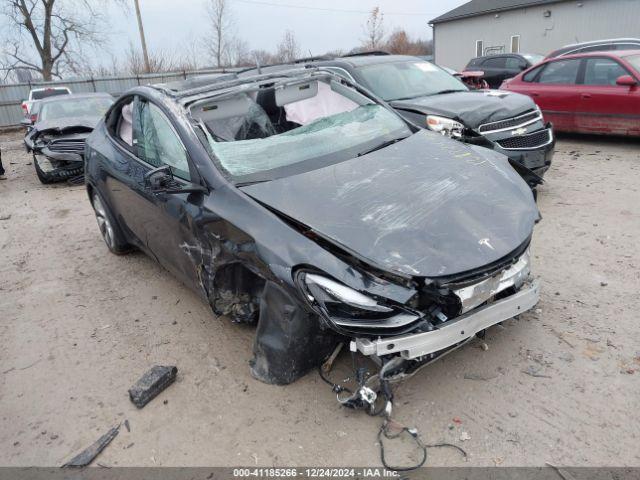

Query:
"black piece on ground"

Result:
[[128, 365, 178, 408], [62, 425, 120, 468]]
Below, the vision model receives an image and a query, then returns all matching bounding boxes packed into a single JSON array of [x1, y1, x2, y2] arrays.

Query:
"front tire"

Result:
[[33, 154, 54, 184], [91, 191, 131, 255]]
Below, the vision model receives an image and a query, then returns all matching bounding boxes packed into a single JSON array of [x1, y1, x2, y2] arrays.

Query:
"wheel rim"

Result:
[[92, 194, 115, 250]]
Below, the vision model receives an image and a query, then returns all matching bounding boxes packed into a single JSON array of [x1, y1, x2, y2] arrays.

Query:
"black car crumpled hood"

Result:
[[32, 116, 101, 135], [241, 131, 539, 278], [390, 90, 536, 130]]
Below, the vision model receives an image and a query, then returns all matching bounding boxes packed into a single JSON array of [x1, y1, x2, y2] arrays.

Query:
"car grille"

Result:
[[478, 110, 542, 133], [496, 129, 552, 150], [47, 139, 85, 154]]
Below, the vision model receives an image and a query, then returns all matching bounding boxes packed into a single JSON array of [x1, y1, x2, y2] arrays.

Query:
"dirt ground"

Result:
[[0, 129, 639, 468]]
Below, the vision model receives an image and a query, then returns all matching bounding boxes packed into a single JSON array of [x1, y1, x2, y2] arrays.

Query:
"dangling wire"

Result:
[[318, 346, 468, 472]]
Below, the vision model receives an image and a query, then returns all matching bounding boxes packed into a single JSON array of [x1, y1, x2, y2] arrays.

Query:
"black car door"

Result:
[[505, 56, 528, 81], [130, 96, 209, 292], [481, 56, 508, 88], [104, 95, 206, 293], [103, 95, 160, 252]]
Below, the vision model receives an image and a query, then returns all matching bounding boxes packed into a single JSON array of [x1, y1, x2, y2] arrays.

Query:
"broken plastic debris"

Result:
[[460, 431, 471, 441], [128, 365, 177, 409], [63, 425, 119, 468]]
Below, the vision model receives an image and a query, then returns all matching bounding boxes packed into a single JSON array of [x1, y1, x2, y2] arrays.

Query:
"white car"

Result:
[[21, 87, 72, 118]]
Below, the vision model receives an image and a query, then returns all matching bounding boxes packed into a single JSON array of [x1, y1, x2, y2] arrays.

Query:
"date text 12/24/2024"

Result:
[[233, 468, 400, 478]]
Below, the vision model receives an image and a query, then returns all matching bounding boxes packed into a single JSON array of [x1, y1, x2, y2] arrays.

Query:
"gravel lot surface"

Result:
[[1, 130, 639, 467]]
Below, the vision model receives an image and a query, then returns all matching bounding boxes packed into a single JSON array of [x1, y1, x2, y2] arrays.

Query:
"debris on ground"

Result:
[[128, 365, 178, 409], [460, 431, 471, 441], [522, 365, 552, 378], [463, 372, 498, 381], [124, 419, 130, 432], [0, 214, 11, 221], [480, 342, 489, 351], [63, 425, 120, 468]]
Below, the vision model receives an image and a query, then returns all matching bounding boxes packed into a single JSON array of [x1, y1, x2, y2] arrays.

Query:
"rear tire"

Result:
[[91, 191, 131, 255]]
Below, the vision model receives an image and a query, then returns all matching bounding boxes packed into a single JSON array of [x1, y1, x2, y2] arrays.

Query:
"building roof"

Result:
[[430, 0, 564, 24]]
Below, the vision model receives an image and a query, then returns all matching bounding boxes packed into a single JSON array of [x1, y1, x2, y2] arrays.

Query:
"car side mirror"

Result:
[[616, 75, 637, 87], [144, 165, 174, 191], [144, 164, 208, 195]]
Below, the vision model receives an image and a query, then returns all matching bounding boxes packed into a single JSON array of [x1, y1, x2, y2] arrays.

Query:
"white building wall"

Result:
[[433, 0, 640, 70]]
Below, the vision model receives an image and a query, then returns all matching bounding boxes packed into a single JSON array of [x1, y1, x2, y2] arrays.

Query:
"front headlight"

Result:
[[295, 271, 422, 332], [301, 273, 393, 317], [426, 115, 464, 138]]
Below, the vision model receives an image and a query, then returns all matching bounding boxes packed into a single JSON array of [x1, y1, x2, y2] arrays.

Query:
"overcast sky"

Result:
[[100, 0, 467, 65]]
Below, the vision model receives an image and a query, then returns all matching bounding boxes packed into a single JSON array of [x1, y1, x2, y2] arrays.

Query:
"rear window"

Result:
[[505, 57, 525, 69], [575, 45, 614, 54], [32, 88, 70, 100], [537, 59, 581, 84], [39, 97, 113, 122], [482, 57, 507, 68]]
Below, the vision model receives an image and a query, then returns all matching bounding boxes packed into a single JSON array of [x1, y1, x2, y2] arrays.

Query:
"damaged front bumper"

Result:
[[352, 278, 539, 359]]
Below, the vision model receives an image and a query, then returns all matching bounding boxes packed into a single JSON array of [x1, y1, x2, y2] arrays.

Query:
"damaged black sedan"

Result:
[[25, 93, 113, 183], [85, 68, 541, 385]]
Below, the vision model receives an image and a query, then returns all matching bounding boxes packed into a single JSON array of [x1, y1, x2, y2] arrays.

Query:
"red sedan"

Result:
[[500, 50, 640, 136]]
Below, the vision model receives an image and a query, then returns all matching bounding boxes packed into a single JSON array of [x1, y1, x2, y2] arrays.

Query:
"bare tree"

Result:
[[227, 38, 250, 67], [385, 29, 432, 56], [204, 0, 235, 67], [275, 30, 300, 63], [244, 49, 276, 68], [174, 34, 205, 71], [362, 7, 385, 51], [1, 0, 106, 80], [124, 42, 174, 75]]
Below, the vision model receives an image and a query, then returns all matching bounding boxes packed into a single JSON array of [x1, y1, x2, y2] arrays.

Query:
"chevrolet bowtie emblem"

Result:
[[512, 127, 528, 136]]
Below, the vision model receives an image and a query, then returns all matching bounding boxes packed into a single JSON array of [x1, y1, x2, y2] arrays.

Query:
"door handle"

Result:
[[581, 93, 592, 99]]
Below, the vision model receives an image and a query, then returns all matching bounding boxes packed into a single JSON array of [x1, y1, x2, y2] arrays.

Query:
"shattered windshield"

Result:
[[193, 78, 411, 182], [39, 97, 114, 122], [357, 61, 468, 101]]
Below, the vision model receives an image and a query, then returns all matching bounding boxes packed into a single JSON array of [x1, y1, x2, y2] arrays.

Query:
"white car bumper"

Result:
[[351, 278, 540, 359]]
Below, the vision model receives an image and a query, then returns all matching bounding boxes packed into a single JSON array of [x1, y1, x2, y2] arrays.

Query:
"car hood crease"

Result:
[[241, 131, 539, 278]]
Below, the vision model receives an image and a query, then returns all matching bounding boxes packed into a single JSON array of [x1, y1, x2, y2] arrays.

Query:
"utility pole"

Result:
[[133, 0, 151, 73]]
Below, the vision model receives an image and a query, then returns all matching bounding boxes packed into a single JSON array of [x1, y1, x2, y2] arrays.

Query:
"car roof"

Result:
[[472, 53, 536, 61], [555, 38, 640, 50], [31, 86, 70, 92], [37, 92, 113, 104], [322, 54, 423, 68], [156, 73, 238, 93], [152, 67, 341, 102], [545, 49, 640, 61]]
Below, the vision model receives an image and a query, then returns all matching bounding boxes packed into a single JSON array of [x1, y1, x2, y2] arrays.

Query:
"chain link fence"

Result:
[[0, 68, 235, 128]]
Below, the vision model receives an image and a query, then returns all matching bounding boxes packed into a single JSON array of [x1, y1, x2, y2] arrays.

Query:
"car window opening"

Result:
[[119, 101, 134, 147], [191, 77, 411, 180]]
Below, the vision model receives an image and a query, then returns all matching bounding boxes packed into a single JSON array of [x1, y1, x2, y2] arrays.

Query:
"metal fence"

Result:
[[0, 68, 235, 128]]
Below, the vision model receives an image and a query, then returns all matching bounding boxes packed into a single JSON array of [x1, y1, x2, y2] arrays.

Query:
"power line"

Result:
[[231, 0, 437, 16]]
